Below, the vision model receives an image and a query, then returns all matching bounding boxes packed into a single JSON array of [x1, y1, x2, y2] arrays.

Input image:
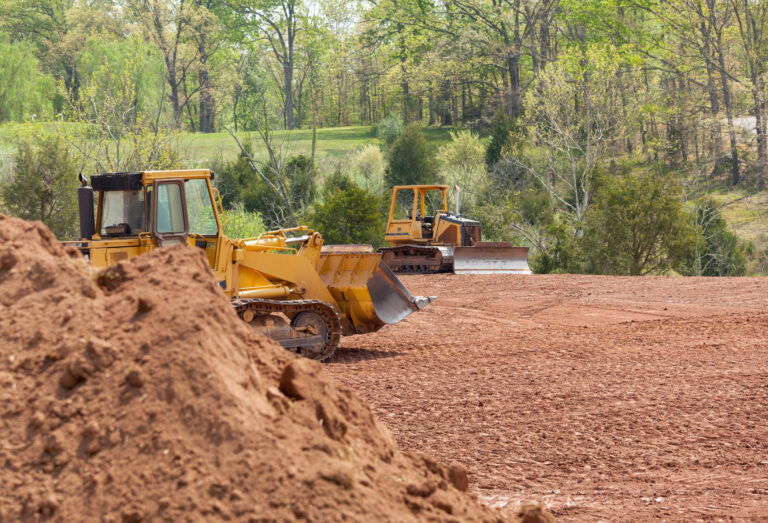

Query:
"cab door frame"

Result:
[[151, 179, 190, 247]]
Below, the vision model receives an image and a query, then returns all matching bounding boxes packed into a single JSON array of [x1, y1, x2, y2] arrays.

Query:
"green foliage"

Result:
[[374, 113, 403, 149], [1, 134, 79, 239], [529, 214, 580, 274], [385, 124, 438, 187], [677, 197, 747, 276], [0, 36, 55, 123], [348, 144, 386, 195], [582, 171, 698, 275], [222, 201, 266, 239], [62, 41, 181, 172], [214, 149, 316, 229], [213, 149, 258, 208], [307, 172, 386, 247], [76, 36, 166, 122], [438, 130, 487, 211], [485, 111, 513, 169]]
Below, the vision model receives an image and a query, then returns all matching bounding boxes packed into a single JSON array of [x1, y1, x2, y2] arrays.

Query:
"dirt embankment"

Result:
[[0, 214, 527, 522]]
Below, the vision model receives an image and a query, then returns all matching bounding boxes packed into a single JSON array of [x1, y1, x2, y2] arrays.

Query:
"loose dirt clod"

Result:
[[0, 215, 510, 521]]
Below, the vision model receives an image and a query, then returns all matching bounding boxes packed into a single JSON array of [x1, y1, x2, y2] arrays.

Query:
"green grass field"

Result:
[[0, 122, 454, 169], [181, 125, 453, 166]]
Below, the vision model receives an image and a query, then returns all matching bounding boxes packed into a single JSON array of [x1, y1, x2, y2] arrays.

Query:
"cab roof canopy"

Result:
[[90, 170, 213, 191]]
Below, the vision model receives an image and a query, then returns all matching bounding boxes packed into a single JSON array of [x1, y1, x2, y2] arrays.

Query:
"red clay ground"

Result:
[[326, 274, 768, 521]]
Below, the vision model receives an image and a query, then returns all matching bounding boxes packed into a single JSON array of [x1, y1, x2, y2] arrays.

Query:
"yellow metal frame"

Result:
[[385, 185, 449, 245]]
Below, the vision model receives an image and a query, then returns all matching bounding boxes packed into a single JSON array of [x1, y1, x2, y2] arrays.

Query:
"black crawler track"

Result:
[[231, 298, 342, 361]]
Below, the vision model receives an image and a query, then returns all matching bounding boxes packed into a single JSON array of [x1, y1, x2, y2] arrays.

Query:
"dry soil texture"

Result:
[[327, 274, 768, 522]]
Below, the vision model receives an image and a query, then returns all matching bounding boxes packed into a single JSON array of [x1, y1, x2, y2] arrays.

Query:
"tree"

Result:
[[232, 0, 301, 129], [678, 196, 747, 276], [730, 0, 768, 189], [63, 43, 182, 172], [307, 173, 385, 246], [385, 124, 438, 187], [438, 130, 487, 211], [582, 170, 698, 276], [1, 134, 79, 239], [0, 37, 55, 122], [485, 110, 513, 169], [512, 44, 633, 224]]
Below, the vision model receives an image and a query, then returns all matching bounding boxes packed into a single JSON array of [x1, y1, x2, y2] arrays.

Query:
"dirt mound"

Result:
[[0, 214, 507, 522]]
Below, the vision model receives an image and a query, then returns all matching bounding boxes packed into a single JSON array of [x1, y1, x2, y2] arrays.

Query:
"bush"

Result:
[[213, 149, 259, 209], [677, 197, 747, 276], [223, 202, 266, 239], [1, 134, 79, 239], [385, 124, 439, 187], [348, 144, 386, 195], [215, 150, 316, 230], [307, 172, 386, 247], [438, 130, 488, 211], [485, 110, 514, 169], [581, 171, 698, 275], [374, 113, 403, 149]]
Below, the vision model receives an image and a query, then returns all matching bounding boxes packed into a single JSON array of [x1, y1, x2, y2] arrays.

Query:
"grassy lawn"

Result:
[[716, 190, 768, 249], [0, 123, 454, 168], [182, 125, 454, 166]]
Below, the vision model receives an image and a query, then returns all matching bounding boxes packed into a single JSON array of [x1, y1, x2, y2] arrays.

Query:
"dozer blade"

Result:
[[368, 261, 436, 324], [453, 242, 532, 274]]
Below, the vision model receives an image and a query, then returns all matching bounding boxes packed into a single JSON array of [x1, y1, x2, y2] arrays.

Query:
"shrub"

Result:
[[385, 124, 439, 187], [438, 130, 488, 211], [1, 134, 79, 239], [307, 172, 386, 247], [582, 171, 698, 275], [374, 113, 403, 149], [348, 144, 386, 195], [485, 110, 514, 169], [223, 202, 266, 239], [677, 197, 747, 276]]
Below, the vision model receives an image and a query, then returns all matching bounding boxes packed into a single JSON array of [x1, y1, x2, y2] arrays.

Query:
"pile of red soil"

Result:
[[0, 215, 509, 521]]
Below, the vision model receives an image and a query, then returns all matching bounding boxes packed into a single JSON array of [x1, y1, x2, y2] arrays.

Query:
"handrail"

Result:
[[212, 187, 227, 227]]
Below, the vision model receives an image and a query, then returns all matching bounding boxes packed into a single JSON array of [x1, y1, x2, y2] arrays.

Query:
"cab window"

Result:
[[393, 189, 415, 220], [185, 178, 219, 236], [156, 182, 186, 233], [100, 190, 146, 235]]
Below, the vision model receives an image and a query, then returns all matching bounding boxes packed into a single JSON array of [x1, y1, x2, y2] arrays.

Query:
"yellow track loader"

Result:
[[68, 169, 434, 360], [379, 185, 531, 274]]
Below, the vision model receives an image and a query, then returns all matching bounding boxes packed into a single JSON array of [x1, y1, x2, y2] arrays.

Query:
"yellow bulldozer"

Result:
[[379, 185, 531, 274], [69, 169, 434, 360]]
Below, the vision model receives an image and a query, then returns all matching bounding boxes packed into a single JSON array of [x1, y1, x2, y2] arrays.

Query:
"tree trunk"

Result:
[[168, 62, 182, 127], [284, 61, 295, 130], [713, 27, 739, 183], [198, 64, 214, 133], [753, 91, 767, 190], [701, 26, 724, 165]]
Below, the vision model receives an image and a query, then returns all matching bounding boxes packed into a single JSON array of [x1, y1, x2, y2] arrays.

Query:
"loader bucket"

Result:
[[453, 242, 532, 274], [317, 252, 436, 335]]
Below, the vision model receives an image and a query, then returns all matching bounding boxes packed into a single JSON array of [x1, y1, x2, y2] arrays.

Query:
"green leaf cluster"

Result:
[[384, 124, 438, 187], [1, 133, 79, 239]]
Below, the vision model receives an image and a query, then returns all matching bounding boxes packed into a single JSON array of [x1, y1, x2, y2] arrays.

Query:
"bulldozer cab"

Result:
[[88, 170, 226, 271], [385, 185, 448, 245]]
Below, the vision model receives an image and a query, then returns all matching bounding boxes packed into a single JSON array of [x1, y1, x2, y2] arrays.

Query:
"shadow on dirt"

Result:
[[329, 347, 402, 364]]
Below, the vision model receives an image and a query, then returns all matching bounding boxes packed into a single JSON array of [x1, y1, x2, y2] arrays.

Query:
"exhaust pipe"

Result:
[[455, 185, 461, 215], [77, 174, 95, 240]]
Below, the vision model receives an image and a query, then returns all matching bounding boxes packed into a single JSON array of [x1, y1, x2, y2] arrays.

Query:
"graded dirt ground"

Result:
[[326, 273, 768, 522]]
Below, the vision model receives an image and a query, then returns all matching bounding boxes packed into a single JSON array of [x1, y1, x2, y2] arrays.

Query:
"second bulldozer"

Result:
[[379, 185, 531, 274]]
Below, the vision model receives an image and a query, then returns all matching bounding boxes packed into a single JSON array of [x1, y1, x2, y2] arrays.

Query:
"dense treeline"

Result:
[[0, 0, 766, 274]]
